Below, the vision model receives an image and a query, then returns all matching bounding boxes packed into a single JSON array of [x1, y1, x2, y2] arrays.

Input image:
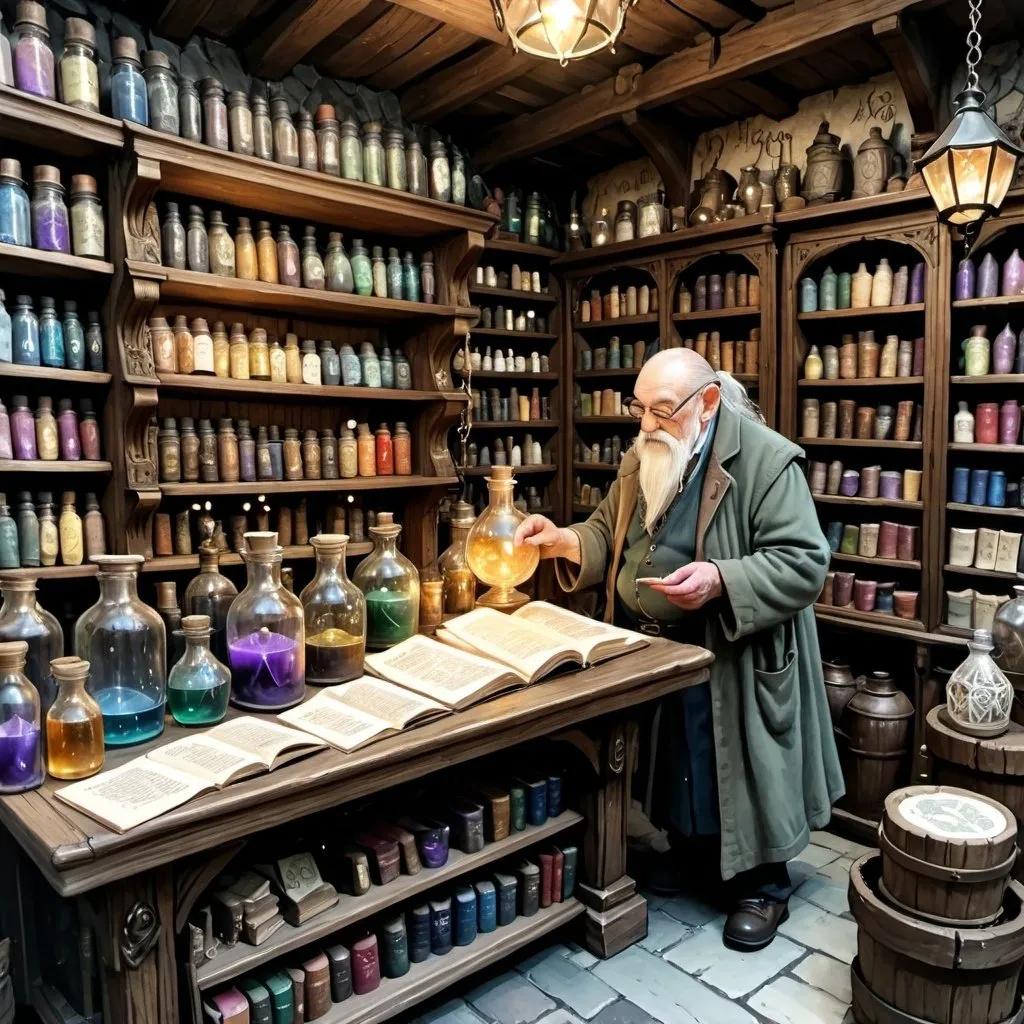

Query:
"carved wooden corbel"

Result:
[[113, 153, 162, 265], [621, 110, 694, 212], [614, 63, 642, 97], [434, 230, 486, 308]]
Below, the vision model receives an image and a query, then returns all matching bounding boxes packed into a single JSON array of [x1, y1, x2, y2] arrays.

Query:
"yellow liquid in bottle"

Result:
[[305, 627, 365, 685], [46, 715, 104, 779], [466, 534, 539, 587]]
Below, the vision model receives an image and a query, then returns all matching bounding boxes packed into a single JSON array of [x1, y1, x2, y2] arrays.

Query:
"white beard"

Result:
[[635, 427, 697, 534]]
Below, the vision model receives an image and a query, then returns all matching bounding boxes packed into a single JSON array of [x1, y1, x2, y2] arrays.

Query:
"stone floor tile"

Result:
[[537, 1012, 586, 1024], [655, 894, 721, 928], [814, 857, 855, 887], [638, 909, 692, 954], [590, 1001, 660, 1024], [468, 973, 555, 1024], [811, 831, 874, 859], [420, 999, 489, 1024], [592, 945, 758, 1024], [791, 843, 841, 869], [518, 944, 573, 972], [796, 873, 850, 917], [748, 976, 849, 1024], [663, 924, 804, 999], [777, 897, 858, 964], [569, 948, 601, 970], [522, 953, 619, 1020], [792, 952, 853, 1005]]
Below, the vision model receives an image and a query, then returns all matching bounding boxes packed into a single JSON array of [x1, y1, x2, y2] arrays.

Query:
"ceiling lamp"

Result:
[[491, 0, 637, 65], [918, 0, 1022, 228]]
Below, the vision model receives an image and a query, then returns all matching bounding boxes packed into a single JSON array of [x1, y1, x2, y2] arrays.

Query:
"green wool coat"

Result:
[[556, 404, 845, 880]]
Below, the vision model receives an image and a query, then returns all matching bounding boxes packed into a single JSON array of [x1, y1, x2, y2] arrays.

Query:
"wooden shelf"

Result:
[[196, 810, 582, 988], [0, 84, 123, 155], [797, 376, 924, 387], [0, 242, 113, 280], [469, 285, 557, 305], [160, 475, 455, 497], [799, 438, 923, 449], [797, 303, 925, 321], [0, 459, 111, 474], [471, 328, 558, 341], [574, 416, 636, 425], [949, 443, 1024, 454], [461, 371, 559, 380], [830, 551, 921, 570], [950, 374, 1024, 384], [141, 543, 373, 573], [575, 368, 640, 378], [944, 563, 1018, 580], [947, 502, 1024, 517], [952, 295, 1024, 310], [814, 494, 921, 510], [672, 306, 760, 322], [468, 420, 559, 429], [0, 364, 111, 385], [156, 375, 445, 402], [484, 236, 560, 259], [0, 564, 98, 580], [774, 187, 931, 226], [458, 464, 557, 476], [572, 314, 658, 330], [814, 603, 924, 631], [816, 608, 956, 644], [573, 462, 620, 472]]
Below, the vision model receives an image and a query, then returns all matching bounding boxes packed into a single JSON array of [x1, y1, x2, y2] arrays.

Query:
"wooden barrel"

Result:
[[879, 786, 1017, 925], [849, 853, 1024, 1024]]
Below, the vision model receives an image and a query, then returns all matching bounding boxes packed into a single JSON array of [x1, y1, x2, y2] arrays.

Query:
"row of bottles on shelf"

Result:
[[156, 416, 413, 483], [0, 291, 104, 370], [452, 487, 549, 518], [576, 389, 626, 418], [1, 5, 469, 204], [955, 251, 1024, 300], [820, 571, 919, 620], [808, 462, 922, 501], [799, 260, 925, 312], [959, 323, 1024, 376], [679, 272, 761, 313], [949, 525, 1022, 574], [150, 317, 412, 388], [576, 338, 645, 372], [455, 347, 549, 374], [801, 398, 922, 442], [471, 388, 548, 423], [804, 334, 924, 379], [161, 204, 434, 301], [0, 158, 104, 258], [575, 437, 626, 466], [575, 479, 604, 508], [1, 394, 102, 461], [683, 330, 760, 375], [462, 436, 553, 468], [576, 284, 658, 323], [477, 306, 549, 333], [825, 519, 918, 561], [953, 400, 1023, 446], [950, 466, 1020, 508], [0, 490, 105, 568], [475, 264, 548, 295]]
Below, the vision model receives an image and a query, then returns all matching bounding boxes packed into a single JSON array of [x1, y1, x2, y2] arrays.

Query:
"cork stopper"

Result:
[[244, 531, 279, 553], [0, 641, 28, 672], [50, 655, 90, 681], [0, 158, 23, 181], [489, 465, 514, 480], [369, 511, 401, 539], [155, 581, 178, 607], [310, 533, 349, 554], [112, 35, 141, 63], [315, 103, 336, 122], [61, 491, 75, 505], [449, 501, 476, 525], [33, 165, 62, 187], [64, 17, 95, 47], [182, 614, 211, 633], [70, 174, 98, 197], [0, 574, 37, 592], [15, 1, 47, 31]]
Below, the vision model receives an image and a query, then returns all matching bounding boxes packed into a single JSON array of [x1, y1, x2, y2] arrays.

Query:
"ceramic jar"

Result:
[[737, 166, 763, 215], [802, 121, 845, 203], [852, 127, 893, 198]]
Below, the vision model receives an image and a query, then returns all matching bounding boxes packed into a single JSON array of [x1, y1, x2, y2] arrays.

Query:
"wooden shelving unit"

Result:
[[0, 364, 112, 385]]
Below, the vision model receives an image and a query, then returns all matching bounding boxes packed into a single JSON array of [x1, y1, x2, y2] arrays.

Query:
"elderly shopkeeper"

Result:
[[514, 348, 843, 951]]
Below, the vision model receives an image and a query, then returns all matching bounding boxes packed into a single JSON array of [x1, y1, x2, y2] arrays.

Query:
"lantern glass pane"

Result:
[[538, 0, 590, 56], [988, 146, 1019, 206], [922, 152, 958, 214], [951, 146, 994, 207]]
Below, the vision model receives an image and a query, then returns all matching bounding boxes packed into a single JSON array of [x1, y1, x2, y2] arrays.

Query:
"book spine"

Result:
[[430, 898, 453, 956], [475, 881, 497, 933], [325, 944, 352, 1003], [538, 852, 553, 908], [244, 992, 273, 1024], [494, 873, 517, 926], [519, 778, 547, 826], [562, 845, 578, 899], [509, 786, 526, 832], [208, 987, 248, 1024], [549, 849, 564, 904], [546, 774, 563, 817], [407, 904, 431, 963], [518, 861, 540, 917], [380, 916, 410, 978], [302, 953, 332, 1021], [351, 935, 381, 995], [339, 850, 371, 896], [397, 834, 421, 874], [415, 825, 450, 868], [453, 886, 478, 947], [285, 968, 304, 1021]]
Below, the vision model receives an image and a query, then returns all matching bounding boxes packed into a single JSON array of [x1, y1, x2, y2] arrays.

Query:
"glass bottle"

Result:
[[75, 554, 166, 746], [362, 122, 384, 185], [0, 159, 31, 246], [379, 345, 394, 388], [0, 496, 18, 568], [0, 400, 9, 457], [375, 423, 393, 475], [162, 201, 186, 269], [466, 465, 539, 610], [284, 332, 302, 383], [315, 104, 340, 175], [324, 232, 353, 293], [429, 140, 451, 203], [86, 312, 104, 371], [38, 296, 64, 368], [946, 628, 1014, 737], [0, 576, 63, 713], [37, 492, 58, 566], [35, 396, 59, 460], [168, 614, 230, 726], [248, 327, 270, 380], [46, 656, 103, 779], [339, 424, 357, 478], [183, 540, 238, 666], [277, 225, 300, 287], [385, 129, 408, 191], [11, 297, 37, 366], [251, 95, 273, 160], [15, 492, 39, 566], [110, 36, 148, 125], [319, 341, 340, 385], [12, 0, 54, 99], [143, 49, 178, 134], [353, 513, 419, 649], [187, 205, 209, 273], [523, 192, 543, 246], [360, 341, 381, 387], [421, 251, 435, 304], [406, 137, 427, 197], [402, 252, 420, 302], [227, 91, 254, 155], [208, 210, 235, 277], [386, 248, 403, 299], [226, 532, 304, 710], [371, 245, 387, 298], [301, 226, 325, 290], [228, 323, 249, 380], [11, 395, 35, 459], [59, 490, 83, 565], [394, 348, 411, 389], [69, 175, 104, 259], [83, 492, 105, 558], [256, 220, 278, 283], [191, 317, 215, 374], [300, 534, 366, 685], [393, 420, 411, 474], [439, 500, 476, 614], [63, 300, 85, 370], [233, 216, 257, 280], [340, 119, 363, 181], [179, 78, 201, 142], [271, 98, 299, 166], [31, 165, 71, 254], [296, 109, 317, 171], [0, 640, 43, 793], [451, 149, 466, 206], [200, 77, 228, 150], [0, 11, 9, 87], [269, 337, 286, 382], [60, 18, 99, 111], [351, 239, 373, 296], [57, 400, 80, 460]]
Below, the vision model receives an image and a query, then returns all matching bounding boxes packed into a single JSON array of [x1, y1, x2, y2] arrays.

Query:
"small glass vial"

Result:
[[168, 614, 230, 726], [301, 339, 321, 385], [351, 239, 373, 296], [362, 122, 385, 185], [315, 104, 341, 175], [302, 429, 321, 479], [340, 119, 363, 181], [179, 79, 201, 141], [271, 98, 299, 166], [60, 18, 99, 112], [227, 91, 254, 155], [282, 427, 302, 480], [386, 248, 402, 299], [0, 158, 31, 247], [201, 77, 229, 150], [78, 399, 101, 460], [31, 165, 70, 254], [0, 640, 44, 793], [234, 216, 257, 280], [429, 140, 451, 203], [277, 224, 300, 287], [284, 332, 302, 383], [353, 513, 420, 649], [394, 421, 412, 475], [207, 210, 235, 277], [421, 251, 435, 304], [63, 301, 85, 370], [187, 204, 209, 272], [38, 296, 64, 368], [211, 321, 227, 379], [406, 136, 427, 197], [385, 129, 408, 191], [324, 232, 354, 293], [162, 201, 186, 268], [248, 327, 271, 380], [228, 322, 249, 379], [58, 490, 83, 563], [371, 245, 387, 298], [46, 656, 103, 780], [256, 220, 278, 283], [57, 400, 80, 460], [110, 36, 148, 125], [319, 341, 340, 385], [86, 312, 104, 371], [296, 109, 317, 171], [191, 317, 215, 374], [356, 422, 375, 476], [69, 175, 105, 259], [143, 49, 178, 134], [269, 336, 286, 383], [451, 149, 466, 205], [13, 0, 55, 99], [251, 95, 273, 160], [35, 397, 58, 460], [83, 492, 105, 558], [301, 226, 325, 290], [402, 252, 420, 302], [340, 424, 357, 478]]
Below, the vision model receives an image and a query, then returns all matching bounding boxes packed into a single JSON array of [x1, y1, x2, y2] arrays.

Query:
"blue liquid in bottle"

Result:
[[94, 687, 165, 746]]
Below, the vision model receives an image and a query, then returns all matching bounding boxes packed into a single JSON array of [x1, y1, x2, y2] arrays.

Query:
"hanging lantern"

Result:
[[491, 0, 637, 65], [918, 0, 1023, 228]]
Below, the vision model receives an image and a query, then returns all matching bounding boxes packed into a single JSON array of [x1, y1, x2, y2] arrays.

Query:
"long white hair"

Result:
[[716, 371, 765, 423]]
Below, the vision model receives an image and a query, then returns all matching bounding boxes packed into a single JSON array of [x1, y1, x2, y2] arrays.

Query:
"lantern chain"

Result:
[[965, 0, 983, 92]]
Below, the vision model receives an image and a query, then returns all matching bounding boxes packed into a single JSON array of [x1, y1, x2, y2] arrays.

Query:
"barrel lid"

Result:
[[884, 784, 1014, 844]]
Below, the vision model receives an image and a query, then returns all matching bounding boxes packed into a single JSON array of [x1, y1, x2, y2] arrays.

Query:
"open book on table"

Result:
[[278, 675, 449, 751], [54, 718, 325, 833]]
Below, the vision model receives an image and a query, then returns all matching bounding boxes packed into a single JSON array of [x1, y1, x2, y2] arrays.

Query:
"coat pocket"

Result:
[[753, 619, 799, 736]]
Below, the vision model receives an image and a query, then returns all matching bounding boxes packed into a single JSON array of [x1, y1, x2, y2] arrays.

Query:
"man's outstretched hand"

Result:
[[514, 515, 581, 562], [639, 561, 722, 610]]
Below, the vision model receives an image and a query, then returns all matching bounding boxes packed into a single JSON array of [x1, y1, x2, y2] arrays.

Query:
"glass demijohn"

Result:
[[46, 656, 103, 779], [946, 628, 1014, 738], [0, 640, 43, 792], [353, 513, 419, 649], [167, 614, 231, 726]]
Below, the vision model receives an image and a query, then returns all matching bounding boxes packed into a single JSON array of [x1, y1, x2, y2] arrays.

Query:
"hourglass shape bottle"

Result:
[[226, 532, 304, 710], [353, 513, 419, 648], [300, 534, 366, 684], [0, 574, 63, 714], [46, 656, 103, 779], [0, 640, 43, 792], [74, 554, 166, 745], [466, 465, 539, 611], [168, 614, 230, 725]]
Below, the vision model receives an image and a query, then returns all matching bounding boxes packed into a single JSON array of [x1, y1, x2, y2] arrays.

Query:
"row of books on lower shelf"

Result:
[[202, 844, 578, 1022]]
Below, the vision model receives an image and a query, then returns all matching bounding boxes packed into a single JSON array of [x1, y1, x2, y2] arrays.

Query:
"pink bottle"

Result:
[[57, 399, 81, 460], [994, 323, 1017, 374], [1000, 400, 1021, 446], [976, 401, 999, 444], [9, 394, 36, 460], [0, 399, 11, 460]]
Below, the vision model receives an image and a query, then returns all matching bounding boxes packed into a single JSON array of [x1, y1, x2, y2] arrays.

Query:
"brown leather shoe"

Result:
[[722, 896, 790, 951]]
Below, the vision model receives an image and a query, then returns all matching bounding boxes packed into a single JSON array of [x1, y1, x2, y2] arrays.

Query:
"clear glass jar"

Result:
[[201, 77, 229, 151], [168, 614, 230, 726], [183, 541, 238, 667], [226, 532, 304, 710], [271, 98, 299, 166], [353, 512, 419, 649], [69, 174, 105, 259], [466, 465, 539, 610], [451, 149, 466, 206], [31, 165, 70, 254], [251, 95, 273, 161], [523, 192, 542, 245], [296, 109, 317, 170], [178, 79, 202, 142], [300, 534, 366, 685], [315, 104, 340, 176], [385, 129, 407, 191], [143, 49, 178, 134], [74, 554, 165, 746], [637, 193, 665, 238], [227, 91, 254, 155], [0, 158, 31, 247], [947, 629, 1014, 737], [60, 18, 99, 112], [406, 138, 427, 197], [324, 232, 354, 293], [46, 656, 103, 780], [439, 500, 476, 614], [0, 576, 63, 714], [429, 140, 450, 203], [0, 640, 43, 793], [110, 36, 148, 125], [362, 121, 384, 186], [614, 199, 637, 243], [340, 118, 363, 181], [12, 0, 54, 99]]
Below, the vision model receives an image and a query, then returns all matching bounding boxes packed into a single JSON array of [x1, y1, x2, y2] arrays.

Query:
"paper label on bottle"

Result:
[[193, 336, 214, 373]]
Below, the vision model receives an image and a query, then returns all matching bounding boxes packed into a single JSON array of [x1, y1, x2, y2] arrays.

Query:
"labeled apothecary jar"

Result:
[[74, 554, 166, 746], [69, 174, 104, 259], [0, 640, 44, 793], [59, 17, 99, 112], [226, 532, 304, 710], [946, 628, 1013, 737], [167, 614, 230, 726], [353, 513, 419, 649]]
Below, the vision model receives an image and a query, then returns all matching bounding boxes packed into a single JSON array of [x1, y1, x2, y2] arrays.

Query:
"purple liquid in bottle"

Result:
[[0, 715, 43, 792], [229, 627, 303, 710]]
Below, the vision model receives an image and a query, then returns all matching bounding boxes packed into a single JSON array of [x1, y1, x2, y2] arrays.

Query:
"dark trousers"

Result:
[[668, 832, 793, 905]]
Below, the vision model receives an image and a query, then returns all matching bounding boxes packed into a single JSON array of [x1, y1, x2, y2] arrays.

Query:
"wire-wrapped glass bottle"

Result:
[[947, 629, 1014, 738], [353, 513, 419, 649]]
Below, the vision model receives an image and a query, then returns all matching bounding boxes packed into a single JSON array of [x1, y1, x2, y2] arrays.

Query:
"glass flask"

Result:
[[993, 584, 1024, 687], [74, 554, 166, 746], [0, 575, 63, 714], [46, 656, 103, 779], [300, 534, 366, 685], [0, 640, 43, 793], [466, 465, 539, 611], [438, 500, 477, 614], [353, 512, 419, 649], [183, 535, 238, 667], [226, 532, 304, 711], [168, 614, 230, 726], [946, 628, 1014, 738]]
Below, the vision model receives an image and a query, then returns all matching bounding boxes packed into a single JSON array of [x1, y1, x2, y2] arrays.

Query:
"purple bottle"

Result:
[[840, 470, 860, 496], [909, 263, 925, 304], [57, 399, 80, 461], [1001, 400, 1021, 446], [9, 395, 35, 460], [955, 257, 976, 300], [978, 253, 999, 298], [994, 323, 1017, 374], [0, 400, 11, 460], [1003, 249, 1024, 296]]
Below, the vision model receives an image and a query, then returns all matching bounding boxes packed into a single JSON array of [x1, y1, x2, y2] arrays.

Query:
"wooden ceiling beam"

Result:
[[474, 0, 932, 170], [872, 12, 940, 132], [729, 76, 798, 121], [157, 0, 218, 41], [387, 0, 506, 43], [317, 6, 437, 78], [622, 109, 694, 209], [366, 24, 478, 91]]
